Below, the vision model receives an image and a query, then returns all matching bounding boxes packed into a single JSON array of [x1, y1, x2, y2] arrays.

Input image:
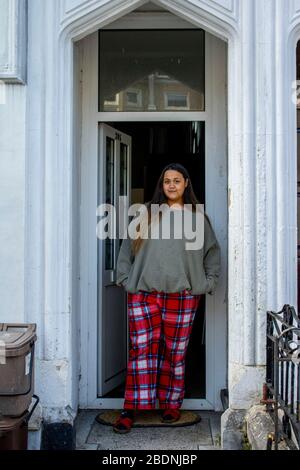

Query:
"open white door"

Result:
[[97, 123, 132, 396]]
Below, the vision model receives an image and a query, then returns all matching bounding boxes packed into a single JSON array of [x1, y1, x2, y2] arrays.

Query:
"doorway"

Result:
[[79, 24, 227, 411], [99, 121, 206, 401]]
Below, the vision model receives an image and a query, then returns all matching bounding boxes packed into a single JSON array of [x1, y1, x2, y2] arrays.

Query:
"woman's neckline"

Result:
[[168, 203, 184, 210]]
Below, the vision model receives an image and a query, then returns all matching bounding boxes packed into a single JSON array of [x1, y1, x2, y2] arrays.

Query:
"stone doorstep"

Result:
[[75, 410, 222, 451], [27, 408, 222, 450], [24, 403, 300, 450]]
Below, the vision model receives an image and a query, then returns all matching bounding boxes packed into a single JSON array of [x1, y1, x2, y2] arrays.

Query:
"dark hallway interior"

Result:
[[103, 121, 206, 399]]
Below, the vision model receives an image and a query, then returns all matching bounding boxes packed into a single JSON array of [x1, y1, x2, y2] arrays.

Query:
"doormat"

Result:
[[95, 410, 201, 428]]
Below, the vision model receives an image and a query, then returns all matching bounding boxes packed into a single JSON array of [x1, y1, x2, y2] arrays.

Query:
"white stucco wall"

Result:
[[0, 83, 25, 323]]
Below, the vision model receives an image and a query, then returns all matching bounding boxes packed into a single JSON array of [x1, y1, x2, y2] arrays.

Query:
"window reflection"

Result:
[[99, 30, 205, 112]]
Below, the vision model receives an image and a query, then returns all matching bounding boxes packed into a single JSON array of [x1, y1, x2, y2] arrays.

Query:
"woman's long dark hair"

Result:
[[132, 163, 200, 255]]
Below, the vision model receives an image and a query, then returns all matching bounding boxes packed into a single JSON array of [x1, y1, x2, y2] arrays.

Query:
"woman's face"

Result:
[[162, 170, 188, 206]]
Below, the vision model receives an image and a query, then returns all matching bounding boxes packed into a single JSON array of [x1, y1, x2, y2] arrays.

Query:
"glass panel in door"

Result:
[[98, 123, 132, 397], [105, 136, 115, 270], [117, 142, 128, 253]]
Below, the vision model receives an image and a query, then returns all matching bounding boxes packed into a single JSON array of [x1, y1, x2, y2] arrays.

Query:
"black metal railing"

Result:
[[262, 304, 300, 450]]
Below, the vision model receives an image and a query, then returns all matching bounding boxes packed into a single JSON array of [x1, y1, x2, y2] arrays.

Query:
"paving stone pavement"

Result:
[[75, 410, 222, 450]]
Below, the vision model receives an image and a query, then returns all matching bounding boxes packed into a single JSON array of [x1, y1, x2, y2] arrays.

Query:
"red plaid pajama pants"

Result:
[[123, 289, 202, 410]]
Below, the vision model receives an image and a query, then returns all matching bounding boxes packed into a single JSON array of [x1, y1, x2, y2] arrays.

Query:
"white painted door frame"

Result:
[[79, 26, 227, 411]]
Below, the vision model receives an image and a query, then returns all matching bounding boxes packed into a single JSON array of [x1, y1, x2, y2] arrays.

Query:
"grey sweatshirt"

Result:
[[116, 207, 221, 295]]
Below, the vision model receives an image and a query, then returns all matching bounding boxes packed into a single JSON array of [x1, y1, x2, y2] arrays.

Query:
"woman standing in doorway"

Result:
[[113, 163, 221, 433]]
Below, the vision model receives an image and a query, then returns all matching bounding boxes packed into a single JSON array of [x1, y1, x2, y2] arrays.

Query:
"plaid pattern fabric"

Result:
[[123, 289, 202, 410]]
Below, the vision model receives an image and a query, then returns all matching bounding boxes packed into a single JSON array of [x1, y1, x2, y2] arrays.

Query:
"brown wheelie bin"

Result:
[[0, 410, 29, 450], [0, 396, 39, 450], [0, 324, 37, 417]]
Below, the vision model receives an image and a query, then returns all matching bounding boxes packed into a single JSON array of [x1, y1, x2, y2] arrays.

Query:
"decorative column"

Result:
[[222, 0, 297, 449]]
